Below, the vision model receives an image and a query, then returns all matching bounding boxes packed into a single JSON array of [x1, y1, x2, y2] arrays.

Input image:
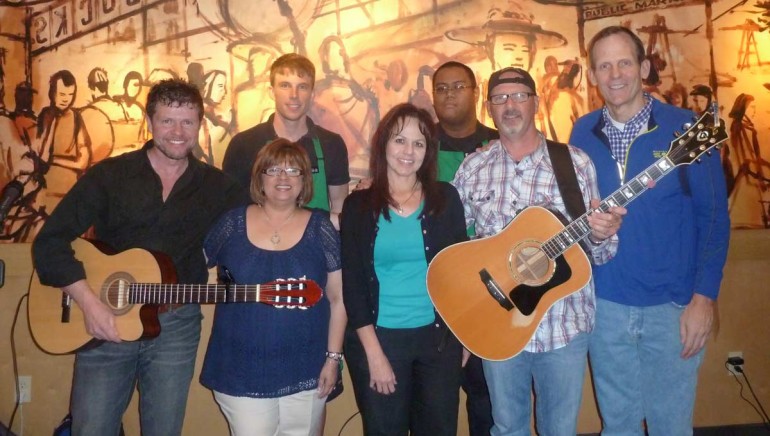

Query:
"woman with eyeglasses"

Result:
[[340, 103, 467, 435], [200, 138, 346, 435]]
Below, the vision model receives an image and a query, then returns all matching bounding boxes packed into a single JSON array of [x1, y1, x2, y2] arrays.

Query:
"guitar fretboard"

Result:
[[542, 156, 676, 259], [115, 283, 304, 304]]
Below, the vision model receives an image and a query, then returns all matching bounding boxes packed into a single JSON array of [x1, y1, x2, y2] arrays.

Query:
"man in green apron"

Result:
[[223, 53, 350, 225], [433, 61, 498, 436]]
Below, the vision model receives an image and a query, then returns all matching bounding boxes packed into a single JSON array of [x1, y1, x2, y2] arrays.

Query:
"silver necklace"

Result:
[[260, 206, 296, 246], [393, 183, 420, 215]]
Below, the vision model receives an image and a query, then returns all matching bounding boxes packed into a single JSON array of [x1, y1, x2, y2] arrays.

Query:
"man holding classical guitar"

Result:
[[570, 27, 730, 434], [449, 67, 626, 435], [31, 79, 247, 435]]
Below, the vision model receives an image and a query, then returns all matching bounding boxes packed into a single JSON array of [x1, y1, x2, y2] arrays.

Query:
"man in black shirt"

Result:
[[32, 79, 246, 436], [222, 53, 350, 225], [432, 61, 497, 436]]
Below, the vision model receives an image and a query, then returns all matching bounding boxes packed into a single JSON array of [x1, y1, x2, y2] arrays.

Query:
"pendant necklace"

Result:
[[394, 183, 420, 215], [260, 206, 296, 246]]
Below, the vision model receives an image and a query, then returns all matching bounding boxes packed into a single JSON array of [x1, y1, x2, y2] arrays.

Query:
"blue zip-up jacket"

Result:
[[569, 99, 730, 306]]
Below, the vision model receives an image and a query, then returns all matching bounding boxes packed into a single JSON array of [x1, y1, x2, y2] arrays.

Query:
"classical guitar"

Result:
[[28, 238, 323, 354], [427, 108, 728, 361]]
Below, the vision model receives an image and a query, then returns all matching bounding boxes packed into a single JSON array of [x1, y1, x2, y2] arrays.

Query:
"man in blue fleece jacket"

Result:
[[569, 26, 730, 435]]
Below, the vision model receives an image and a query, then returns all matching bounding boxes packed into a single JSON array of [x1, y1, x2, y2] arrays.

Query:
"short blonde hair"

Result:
[[250, 138, 314, 206]]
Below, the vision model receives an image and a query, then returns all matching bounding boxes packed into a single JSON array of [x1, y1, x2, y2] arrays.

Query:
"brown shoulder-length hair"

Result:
[[250, 138, 314, 206], [368, 103, 444, 220]]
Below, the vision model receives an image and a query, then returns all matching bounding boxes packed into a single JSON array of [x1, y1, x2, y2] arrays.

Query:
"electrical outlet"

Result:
[[726, 351, 743, 375], [17, 376, 31, 403]]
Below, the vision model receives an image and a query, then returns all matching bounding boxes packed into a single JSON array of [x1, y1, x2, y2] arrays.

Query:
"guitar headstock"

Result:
[[260, 279, 323, 309], [667, 105, 728, 166]]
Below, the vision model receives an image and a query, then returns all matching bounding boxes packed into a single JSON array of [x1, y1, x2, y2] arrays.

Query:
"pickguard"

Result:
[[509, 255, 572, 316]]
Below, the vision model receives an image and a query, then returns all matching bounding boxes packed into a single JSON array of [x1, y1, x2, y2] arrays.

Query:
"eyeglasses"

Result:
[[489, 92, 536, 105], [434, 83, 474, 95], [262, 167, 303, 177]]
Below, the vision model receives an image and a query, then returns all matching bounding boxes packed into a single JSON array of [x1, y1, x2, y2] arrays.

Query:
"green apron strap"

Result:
[[306, 136, 330, 211], [436, 139, 489, 182]]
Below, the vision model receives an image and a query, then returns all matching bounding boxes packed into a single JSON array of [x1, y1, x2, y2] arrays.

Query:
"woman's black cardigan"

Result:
[[340, 181, 468, 331]]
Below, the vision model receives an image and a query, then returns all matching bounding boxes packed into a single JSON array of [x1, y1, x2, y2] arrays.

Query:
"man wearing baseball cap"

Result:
[[452, 67, 626, 435]]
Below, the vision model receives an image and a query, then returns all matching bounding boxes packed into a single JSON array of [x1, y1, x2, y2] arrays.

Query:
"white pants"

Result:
[[214, 389, 326, 436]]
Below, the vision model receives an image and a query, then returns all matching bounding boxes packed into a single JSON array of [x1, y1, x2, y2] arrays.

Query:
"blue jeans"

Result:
[[70, 305, 202, 436], [345, 323, 462, 436], [483, 333, 589, 436], [589, 298, 704, 436]]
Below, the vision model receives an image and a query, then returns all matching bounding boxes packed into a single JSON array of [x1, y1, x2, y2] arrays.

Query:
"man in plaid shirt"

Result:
[[452, 67, 626, 436]]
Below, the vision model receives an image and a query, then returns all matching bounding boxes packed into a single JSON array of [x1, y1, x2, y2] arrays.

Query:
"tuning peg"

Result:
[[674, 131, 681, 137], [682, 122, 693, 130]]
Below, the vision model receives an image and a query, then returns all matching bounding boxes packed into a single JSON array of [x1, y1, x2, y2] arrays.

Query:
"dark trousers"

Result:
[[462, 354, 493, 436], [345, 323, 462, 436]]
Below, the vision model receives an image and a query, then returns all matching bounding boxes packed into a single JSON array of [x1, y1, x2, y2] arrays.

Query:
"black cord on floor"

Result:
[[337, 410, 360, 436], [6, 293, 28, 433], [725, 362, 770, 429], [736, 366, 770, 424]]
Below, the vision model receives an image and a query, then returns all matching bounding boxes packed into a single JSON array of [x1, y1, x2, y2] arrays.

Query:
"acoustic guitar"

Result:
[[28, 238, 323, 354], [427, 109, 728, 361]]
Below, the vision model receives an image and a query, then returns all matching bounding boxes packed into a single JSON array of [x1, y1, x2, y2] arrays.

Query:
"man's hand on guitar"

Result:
[[586, 199, 626, 243], [63, 280, 122, 343]]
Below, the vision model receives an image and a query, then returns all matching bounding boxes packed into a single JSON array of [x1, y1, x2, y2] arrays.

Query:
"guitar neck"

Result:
[[127, 283, 265, 304], [544, 156, 676, 257]]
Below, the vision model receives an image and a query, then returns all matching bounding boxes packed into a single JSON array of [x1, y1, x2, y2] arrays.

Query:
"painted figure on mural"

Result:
[[689, 85, 712, 116], [86, 67, 124, 120], [5, 83, 48, 242], [110, 71, 148, 151], [727, 93, 770, 224], [12, 82, 37, 150], [0, 72, 46, 242], [445, 3, 567, 73], [35, 70, 91, 214], [663, 82, 688, 109], [81, 67, 117, 163], [116, 71, 146, 123], [311, 35, 380, 178], [407, 65, 439, 123], [0, 66, 20, 185], [445, 2, 566, 127], [197, 69, 234, 167], [233, 47, 277, 130], [539, 55, 585, 142]]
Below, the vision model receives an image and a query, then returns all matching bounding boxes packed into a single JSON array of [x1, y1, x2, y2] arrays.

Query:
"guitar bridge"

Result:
[[479, 269, 515, 311]]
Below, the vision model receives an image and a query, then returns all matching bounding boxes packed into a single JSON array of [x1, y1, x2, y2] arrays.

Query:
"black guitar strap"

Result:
[[546, 139, 587, 221]]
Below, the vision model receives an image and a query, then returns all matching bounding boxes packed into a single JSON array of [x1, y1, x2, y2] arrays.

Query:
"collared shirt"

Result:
[[33, 141, 248, 287], [601, 94, 653, 170], [452, 134, 617, 352]]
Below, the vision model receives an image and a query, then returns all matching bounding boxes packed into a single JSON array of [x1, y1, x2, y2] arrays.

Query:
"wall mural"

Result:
[[0, 0, 768, 243]]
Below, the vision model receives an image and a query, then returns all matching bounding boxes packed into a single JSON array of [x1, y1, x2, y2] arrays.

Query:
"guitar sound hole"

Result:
[[508, 242, 553, 286], [102, 272, 135, 315]]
